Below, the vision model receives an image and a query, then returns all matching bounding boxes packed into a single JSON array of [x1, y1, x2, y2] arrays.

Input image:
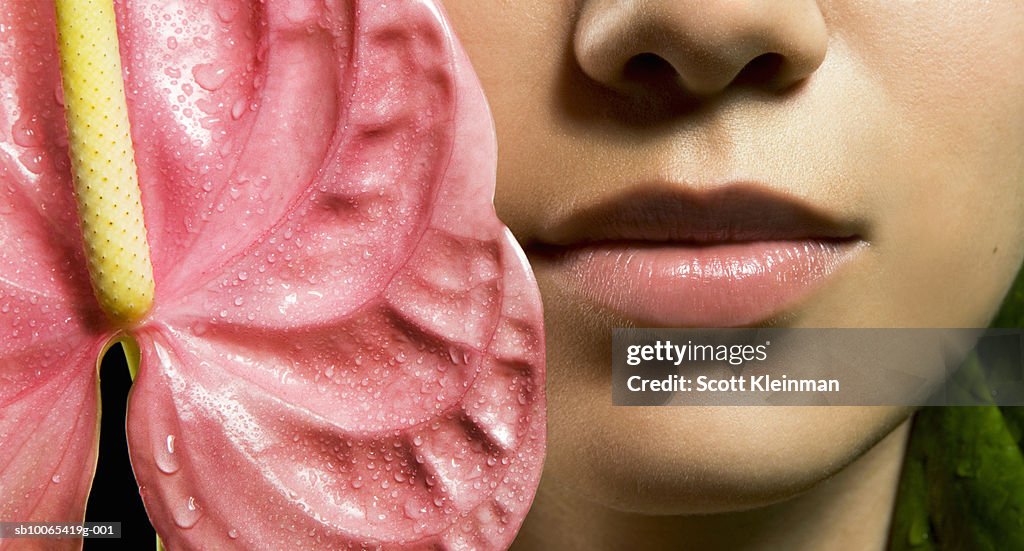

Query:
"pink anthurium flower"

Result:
[[0, 0, 546, 549]]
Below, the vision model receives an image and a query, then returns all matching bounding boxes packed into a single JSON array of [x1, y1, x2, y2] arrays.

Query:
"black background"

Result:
[[84, 344, 155, 549]]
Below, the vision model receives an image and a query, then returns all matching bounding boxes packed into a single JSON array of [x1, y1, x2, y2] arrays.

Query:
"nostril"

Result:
[[621, 52, 678, 87], [733, 52, 786, 88], [618, 52, 790, 97]]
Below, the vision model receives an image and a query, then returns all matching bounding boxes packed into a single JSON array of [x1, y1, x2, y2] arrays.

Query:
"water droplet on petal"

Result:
[[403, 496, 427, 519], [229, 97, 246, 118], [13, 118, 42, 147], [156, 434, 181, 474], [193, 63, 230, 91], [18, 151, 44, 174], [173, 496, 202, 529], [217, 3, 238, 22]]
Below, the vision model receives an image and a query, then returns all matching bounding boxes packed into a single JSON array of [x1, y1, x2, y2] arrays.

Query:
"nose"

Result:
[[574, 0, 829, 98]]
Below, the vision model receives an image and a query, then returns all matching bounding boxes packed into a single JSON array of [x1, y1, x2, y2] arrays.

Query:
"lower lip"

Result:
[[546, 240, 862, 327]]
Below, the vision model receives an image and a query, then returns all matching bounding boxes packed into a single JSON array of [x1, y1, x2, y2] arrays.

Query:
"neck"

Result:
[[512, 418, 911, 551]]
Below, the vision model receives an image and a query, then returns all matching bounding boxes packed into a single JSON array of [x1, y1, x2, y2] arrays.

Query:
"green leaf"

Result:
[[991, 267, 1024, 328], [890, 266, 1024, 550]]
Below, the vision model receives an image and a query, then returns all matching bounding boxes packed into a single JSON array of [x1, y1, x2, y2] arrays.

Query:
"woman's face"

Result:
[[444, 1, 1024, 513]]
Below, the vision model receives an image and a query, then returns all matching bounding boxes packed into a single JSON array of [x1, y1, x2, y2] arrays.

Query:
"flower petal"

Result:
[[125, 0, 546, 547], [129, 238, 544, 547], [0, 340, 102, 546], [0, 1, 97, 319], [0, 1, 109, 538], [118, 0, 352, 300]]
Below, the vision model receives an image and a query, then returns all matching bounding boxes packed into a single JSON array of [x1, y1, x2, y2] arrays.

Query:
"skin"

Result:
[[444, 1, 1024, 549]]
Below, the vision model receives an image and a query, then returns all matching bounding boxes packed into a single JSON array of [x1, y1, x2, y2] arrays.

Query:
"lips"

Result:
[[529, 185, 865, 327]]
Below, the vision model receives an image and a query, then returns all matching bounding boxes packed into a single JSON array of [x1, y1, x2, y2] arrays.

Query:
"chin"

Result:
[[544, 393, 912, 515]]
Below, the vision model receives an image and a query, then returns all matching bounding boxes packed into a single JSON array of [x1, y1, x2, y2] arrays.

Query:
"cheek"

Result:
[[835, 2, 1024, 325], [444, 1, 578, 238]]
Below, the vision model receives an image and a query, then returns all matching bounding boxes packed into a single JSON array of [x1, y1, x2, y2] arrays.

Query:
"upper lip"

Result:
[[528, 183, 863, 249]]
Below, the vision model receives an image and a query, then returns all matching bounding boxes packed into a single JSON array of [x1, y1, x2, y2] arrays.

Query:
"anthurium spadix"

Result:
[[0, 0, 546, 548]]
